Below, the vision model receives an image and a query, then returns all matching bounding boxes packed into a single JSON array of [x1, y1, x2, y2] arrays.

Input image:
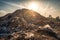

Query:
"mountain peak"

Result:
[[12, 8, 46, 24], [0, 8, 47, 26], [0, 8, 60, 40]]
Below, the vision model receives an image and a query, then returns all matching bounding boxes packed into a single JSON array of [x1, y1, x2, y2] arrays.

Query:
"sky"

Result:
[[0, 0, 60, 17]]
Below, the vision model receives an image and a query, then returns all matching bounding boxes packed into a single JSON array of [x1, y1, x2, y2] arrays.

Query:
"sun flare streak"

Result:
[[27, 2, 39, 11]]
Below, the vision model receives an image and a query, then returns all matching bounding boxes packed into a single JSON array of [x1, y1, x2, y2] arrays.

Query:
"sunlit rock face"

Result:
[[11, 8, 47, 26]]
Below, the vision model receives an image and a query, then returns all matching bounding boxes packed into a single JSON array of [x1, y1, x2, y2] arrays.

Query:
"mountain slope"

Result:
[[0, 8, 60, 40], [0, 8, 47, 27]]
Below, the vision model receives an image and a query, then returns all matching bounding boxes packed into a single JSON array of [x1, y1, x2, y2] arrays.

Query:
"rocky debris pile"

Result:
[[0, 23, 60, 40], [0, 24, 60, 40], [0, 8, 60, 40]]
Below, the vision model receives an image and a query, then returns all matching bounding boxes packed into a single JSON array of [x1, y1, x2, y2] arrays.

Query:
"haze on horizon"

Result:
[[0, 0, 60, 18]]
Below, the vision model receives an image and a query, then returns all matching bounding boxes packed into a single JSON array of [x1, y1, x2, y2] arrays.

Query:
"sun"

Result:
[[27, 2, 39, 11], [29, 3, 38, 10]]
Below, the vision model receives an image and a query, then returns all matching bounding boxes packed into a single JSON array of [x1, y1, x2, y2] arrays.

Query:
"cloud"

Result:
[[2, 1, 25, 8], [0, 10, 7, 17]]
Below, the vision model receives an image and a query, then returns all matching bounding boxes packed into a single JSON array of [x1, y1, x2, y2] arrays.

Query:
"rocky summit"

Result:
[[0, 8, 60, 40]]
